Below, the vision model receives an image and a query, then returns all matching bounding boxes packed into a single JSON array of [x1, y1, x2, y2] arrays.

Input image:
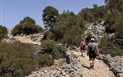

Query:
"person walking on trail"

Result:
[[87, 38, 99, 69], [80, 39, 86, 57]]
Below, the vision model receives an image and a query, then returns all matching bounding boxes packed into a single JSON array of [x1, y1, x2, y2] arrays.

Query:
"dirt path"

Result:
[[72, 51, 115, 77]]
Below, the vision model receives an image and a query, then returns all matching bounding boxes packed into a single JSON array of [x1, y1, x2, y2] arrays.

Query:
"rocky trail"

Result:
[[26, 50, 116, 77], [73, 51, 115, 77]]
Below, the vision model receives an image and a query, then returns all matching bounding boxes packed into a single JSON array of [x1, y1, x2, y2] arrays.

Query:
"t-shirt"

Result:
[[80, 40, 86, 49]]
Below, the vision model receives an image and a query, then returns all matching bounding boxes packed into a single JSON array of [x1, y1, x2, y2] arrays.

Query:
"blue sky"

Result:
[[0, 0, 105, 29]]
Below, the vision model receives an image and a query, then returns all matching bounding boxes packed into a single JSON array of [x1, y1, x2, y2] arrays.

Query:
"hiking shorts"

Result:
[[80, 47, 85, 50], [89, 51, 96, 59]]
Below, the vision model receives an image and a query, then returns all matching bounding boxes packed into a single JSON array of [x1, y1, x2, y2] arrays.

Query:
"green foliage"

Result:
[[0, 25, 8, 41], [52, 45, 66, 59], [0, 25, 8, 34], [99, 37, 123, 56], [12, 17, 43, 36], [0, 42, 37, 77], [41, 40, 67, 59], [37, 54, 54, 67], [41, 40, 57, 53], [78, 5, 107, 22], [0, 41, 56, 77], [104, 11, 121, 33], [43, 11, 86, 46], [43, 31, 54, 40], [63, 27, 83, 46], [106, 0, 123, 12], [104, 7, 123, 39], [42, 6, 59, 29], [20, 16, 36, 24], [104, 0, 123, 37]]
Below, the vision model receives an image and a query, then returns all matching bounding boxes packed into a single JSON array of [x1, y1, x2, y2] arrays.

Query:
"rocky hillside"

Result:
[[4, 23, 123, 77]]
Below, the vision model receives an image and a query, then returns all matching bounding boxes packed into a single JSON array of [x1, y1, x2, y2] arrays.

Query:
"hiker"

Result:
[[87, 38, 99, 69], [80, 39, 86, 57]]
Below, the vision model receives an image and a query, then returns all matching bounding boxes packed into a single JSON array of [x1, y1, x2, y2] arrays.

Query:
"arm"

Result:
[[86, 45, 89, 56], [96, 46, 99, 55]]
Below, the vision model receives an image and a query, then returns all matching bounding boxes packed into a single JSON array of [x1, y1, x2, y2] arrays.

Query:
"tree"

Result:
[[20, 16, 35, 24], [78, 8, 93, 22], [105, 0, 123, 12], [104, 0, 123, 38], [42, 6, 59, 30], [43, 10, 86, 46], [12, 17, 43, 36], [63, 27, 83, 46], [0, 25, 8, 40]]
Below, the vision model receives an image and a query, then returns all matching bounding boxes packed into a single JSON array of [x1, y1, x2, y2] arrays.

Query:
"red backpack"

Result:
[[80, 41, 86, 49]]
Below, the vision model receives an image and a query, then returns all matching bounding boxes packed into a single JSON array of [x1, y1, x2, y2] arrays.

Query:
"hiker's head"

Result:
[[90, 32, 94, 35], [90, 38, 95, 42]]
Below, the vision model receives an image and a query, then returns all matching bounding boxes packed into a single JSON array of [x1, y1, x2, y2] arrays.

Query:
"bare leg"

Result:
[[80, 48, 83, 57], [89, 58, 95, 69]]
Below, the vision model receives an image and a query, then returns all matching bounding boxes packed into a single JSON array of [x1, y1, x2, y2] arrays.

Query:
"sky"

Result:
[[0, 0, 105, 29]]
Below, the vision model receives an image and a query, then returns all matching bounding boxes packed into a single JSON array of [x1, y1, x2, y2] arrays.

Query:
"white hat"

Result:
[[91, 38, 95, 41], [90, 32, 94, 35]]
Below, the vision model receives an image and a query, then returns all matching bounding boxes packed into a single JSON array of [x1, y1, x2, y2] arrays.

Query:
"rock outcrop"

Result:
[[3, 33, 44, 45], [98, 54, 123, 77], [85, 21, 105, 39]]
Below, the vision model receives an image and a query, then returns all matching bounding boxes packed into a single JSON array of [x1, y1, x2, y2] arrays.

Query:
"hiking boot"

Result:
[[91, 65, 94, 69], [90, 63, 94, 69]]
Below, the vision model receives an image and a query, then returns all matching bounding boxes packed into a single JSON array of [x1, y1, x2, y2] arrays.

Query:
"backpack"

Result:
[[80, 41, 86, 49], [88, 43, 96, 54]]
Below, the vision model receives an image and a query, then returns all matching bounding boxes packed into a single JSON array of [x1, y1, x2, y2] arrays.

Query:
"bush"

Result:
[[99, 37, 123, 56], [0, 42, 37, 77], [43, 31, 54, 40], [41, 40, 67, 59], [0, 25, 8, 41], [0, 40, 65, 77], [37, 54, 54, 67], [12, 17, 43, 36], [63, 27, 83, 46], [41, 40, 56, 53], [52, 45, 66, 59]]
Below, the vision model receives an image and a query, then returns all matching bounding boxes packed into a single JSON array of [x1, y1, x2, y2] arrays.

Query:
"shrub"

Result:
[[52, 45, 66, 59], [0, 40, 66, 77], [63, 27, 83, 46], [41, 40, 56, 53], [0, 42, 37, 77], [12, 17, 43, 36], [37, 54, 54, 67], [41, 40, 67, 59], [99, 37, 123, 56], [43, 31, 54, 40], [0, 25, 8, 41]]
